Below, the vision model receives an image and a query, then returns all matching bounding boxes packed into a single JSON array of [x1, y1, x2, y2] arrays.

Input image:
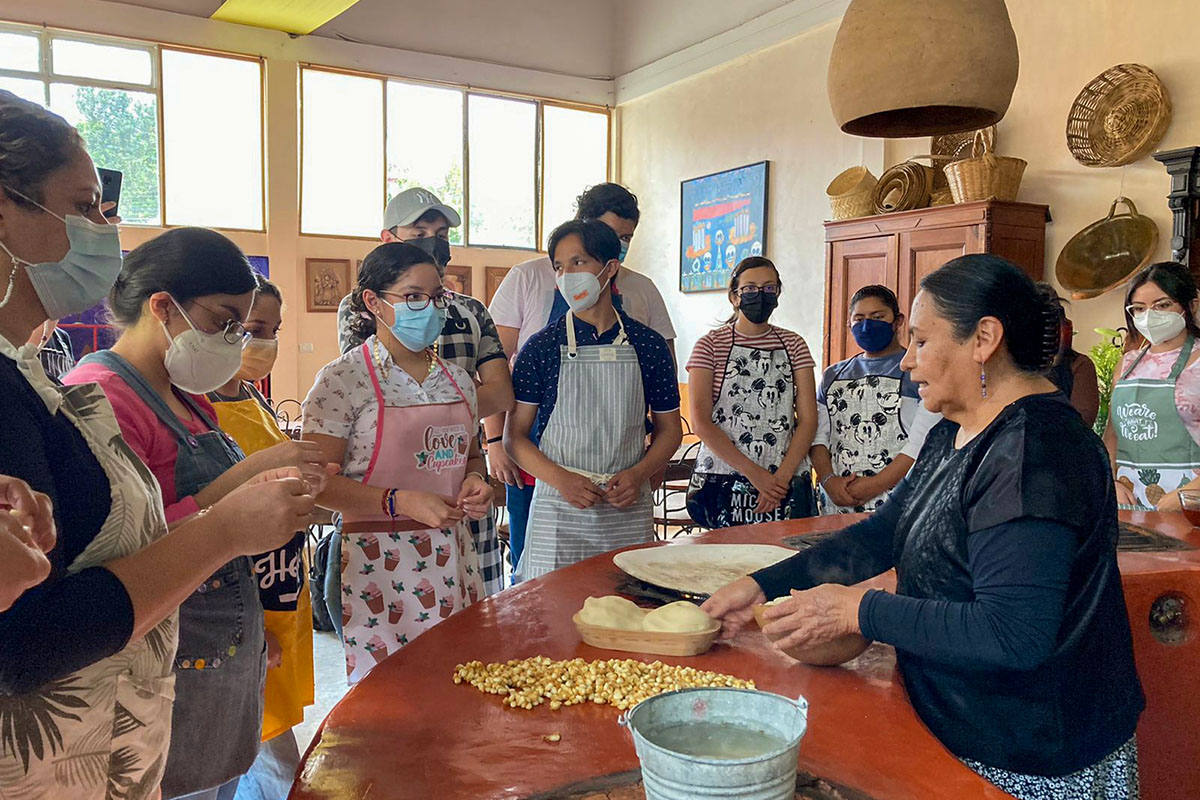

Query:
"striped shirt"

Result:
[[686, 324, 816, 401]]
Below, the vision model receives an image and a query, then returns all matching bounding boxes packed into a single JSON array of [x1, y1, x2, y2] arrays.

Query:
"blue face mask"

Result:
[[851, 318, 895, 353], [0, 188, 123, 318], [385, 300, 446, 352], [618, 241, 630, 263]]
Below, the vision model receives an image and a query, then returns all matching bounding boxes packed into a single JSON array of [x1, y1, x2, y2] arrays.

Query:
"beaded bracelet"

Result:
[[380, 488, 398, 519]]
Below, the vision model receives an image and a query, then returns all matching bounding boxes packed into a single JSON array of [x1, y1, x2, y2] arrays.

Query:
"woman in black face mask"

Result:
[[685, 257, 818, 529]]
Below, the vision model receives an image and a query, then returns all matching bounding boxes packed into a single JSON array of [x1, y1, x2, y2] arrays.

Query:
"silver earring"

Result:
[[980, 366, 988, 398]]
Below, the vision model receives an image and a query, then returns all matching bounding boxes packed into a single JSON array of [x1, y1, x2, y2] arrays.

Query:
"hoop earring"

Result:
[[980, 365, 988, 398]]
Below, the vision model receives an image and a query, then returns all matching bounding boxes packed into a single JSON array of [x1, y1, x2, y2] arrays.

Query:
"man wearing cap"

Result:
[[484, 183, 677, 579], [336, 187, 512, 596]]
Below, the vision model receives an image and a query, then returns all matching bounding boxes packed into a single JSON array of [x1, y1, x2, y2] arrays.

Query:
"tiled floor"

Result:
[[294, 630, 351, 753]]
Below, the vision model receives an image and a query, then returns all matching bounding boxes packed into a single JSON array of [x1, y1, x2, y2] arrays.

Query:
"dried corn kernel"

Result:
[[452, 657, 755, 712]]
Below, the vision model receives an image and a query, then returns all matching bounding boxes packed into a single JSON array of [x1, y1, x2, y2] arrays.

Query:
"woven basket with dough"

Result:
[[1066, 63, 1172, 168]]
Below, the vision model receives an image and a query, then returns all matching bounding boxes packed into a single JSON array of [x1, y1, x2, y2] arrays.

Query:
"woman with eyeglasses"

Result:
[[63, 227, 333, 800], [1104, 261, 1200, 512], [685, 257, 818, 529], [302, 242, 489, 684], [811, 285, 940, 515]]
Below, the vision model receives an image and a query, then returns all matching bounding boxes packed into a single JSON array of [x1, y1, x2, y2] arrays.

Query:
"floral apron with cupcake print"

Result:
[[339, 348, 483, 684]]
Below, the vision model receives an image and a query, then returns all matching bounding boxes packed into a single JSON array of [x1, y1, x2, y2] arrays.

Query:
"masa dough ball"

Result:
[[579, 596, 647, 630], [642, 601, 714, 633]]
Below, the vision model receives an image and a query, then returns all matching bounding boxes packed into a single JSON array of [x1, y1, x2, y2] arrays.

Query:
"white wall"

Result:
[[619, 0, 1200, 377], [618, 21, 884, 376]]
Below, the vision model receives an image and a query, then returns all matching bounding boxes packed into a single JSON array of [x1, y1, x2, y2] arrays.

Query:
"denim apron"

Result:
[[79, 350, 265, 797]]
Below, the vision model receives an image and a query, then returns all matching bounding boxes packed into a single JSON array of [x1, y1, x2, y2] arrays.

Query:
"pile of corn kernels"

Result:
[[453, 656, 756, 711]]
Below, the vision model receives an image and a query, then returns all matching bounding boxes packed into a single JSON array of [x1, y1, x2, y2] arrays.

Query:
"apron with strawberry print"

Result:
[[1112, 338, 1200, 510], [338, 347, 483, 685]]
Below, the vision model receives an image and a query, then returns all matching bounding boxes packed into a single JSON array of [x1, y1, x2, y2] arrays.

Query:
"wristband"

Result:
[[819, 474, 834, 489], [486, 436, 503, 444], [465, 471, 489, 486]]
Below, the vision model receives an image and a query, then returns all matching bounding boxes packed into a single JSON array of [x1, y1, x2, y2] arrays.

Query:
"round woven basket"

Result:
[[1066, 63, 1172, 168], [826, 166, 878, 220], [872, 162, 933, 214], [943, 130, 1026, 203]]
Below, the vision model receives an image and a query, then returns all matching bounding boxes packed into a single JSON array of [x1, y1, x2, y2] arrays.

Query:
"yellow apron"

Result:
[[212, 394, 316, 741]]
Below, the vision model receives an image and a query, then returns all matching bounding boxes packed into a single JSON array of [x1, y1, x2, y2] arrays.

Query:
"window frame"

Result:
[[0, 21, 267, 233], [299, 63, 611, 249]]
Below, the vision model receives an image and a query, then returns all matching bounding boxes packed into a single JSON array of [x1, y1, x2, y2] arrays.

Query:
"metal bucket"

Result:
[[619, 688, 808, 800]]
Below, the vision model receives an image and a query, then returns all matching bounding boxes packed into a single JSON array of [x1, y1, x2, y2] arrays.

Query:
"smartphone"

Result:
[[98, 168, 122, 220]]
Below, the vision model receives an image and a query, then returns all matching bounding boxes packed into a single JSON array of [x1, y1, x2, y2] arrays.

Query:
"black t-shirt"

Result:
[[893, 393, 1143, 775], [0, 355, 134, 694]]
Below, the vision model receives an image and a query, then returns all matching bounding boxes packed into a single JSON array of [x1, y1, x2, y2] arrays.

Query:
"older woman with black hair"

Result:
[[0, 90, 314, 800], [705, 254, 1144, 800]]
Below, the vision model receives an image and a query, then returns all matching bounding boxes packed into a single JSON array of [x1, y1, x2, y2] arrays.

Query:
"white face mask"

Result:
[[1133, 308, 1187, 346], [161, 297, 246, 394], [556, 263, 614, 314]]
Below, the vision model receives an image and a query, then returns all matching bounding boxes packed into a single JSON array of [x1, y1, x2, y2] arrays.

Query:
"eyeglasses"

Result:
[[1126, 301, 1180, 316], [188, 300, 250, 346], [379, 290, 450, 311], [735, 284, 780, 298]]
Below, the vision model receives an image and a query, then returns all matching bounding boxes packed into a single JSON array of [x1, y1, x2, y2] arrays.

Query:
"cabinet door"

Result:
[[897, 225, 982, 316], [826, 236, 897, 365]]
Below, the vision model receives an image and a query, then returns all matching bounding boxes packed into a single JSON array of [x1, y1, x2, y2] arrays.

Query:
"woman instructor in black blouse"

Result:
[[705, 255, 1144, 800], [0, 90, 314, 799]]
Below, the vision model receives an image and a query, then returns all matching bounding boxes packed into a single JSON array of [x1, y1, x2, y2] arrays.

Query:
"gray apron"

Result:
[[516, 312, 653, 580], [79, 350, 265, 798]]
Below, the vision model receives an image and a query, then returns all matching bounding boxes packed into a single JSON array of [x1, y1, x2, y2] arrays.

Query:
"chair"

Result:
[[652, 440, 703, 539]]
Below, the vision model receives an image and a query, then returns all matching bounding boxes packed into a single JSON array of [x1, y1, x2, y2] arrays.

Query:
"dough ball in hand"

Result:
[[642, 601, 715, 633], [579, 595, 648, 631]]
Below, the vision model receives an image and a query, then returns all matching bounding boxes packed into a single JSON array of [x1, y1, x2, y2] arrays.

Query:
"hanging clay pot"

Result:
[[828, 0, 1020, 138]]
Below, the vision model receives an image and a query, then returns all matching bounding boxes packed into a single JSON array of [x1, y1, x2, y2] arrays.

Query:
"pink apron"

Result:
[[340, 345, 484, 684]]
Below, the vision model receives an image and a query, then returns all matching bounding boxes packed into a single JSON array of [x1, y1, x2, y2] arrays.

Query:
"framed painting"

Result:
[[485, 266, 510, 307], [306, 258, 351, 312], [444, 265, 473, 297], [679, 160, 769, 293]]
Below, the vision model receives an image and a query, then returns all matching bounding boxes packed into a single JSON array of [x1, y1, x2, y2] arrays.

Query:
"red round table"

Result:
[[291, 512, 1200, 800]]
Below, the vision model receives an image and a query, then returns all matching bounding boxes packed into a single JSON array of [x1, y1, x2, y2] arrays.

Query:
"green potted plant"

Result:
[[1088, 327, 1126, 437]]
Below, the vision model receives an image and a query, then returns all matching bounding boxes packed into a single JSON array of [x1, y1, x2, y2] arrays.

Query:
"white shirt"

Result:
[[488, 255, 677, 354]]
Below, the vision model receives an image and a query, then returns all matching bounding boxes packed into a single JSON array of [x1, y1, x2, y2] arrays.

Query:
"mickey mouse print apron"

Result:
[[822, 359, 910, 514], [686, 327, 814, 529]]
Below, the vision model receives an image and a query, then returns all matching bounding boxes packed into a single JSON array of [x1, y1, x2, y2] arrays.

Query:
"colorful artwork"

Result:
[[60, 255, 270, 358], [679, 161, 769, 294]]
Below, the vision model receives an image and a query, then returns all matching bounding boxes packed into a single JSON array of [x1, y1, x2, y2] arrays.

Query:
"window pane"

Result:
[[51, 38, 153, 85], [163, 50, 263, 229], [301, 69, 383, 238], [467, 94, 535, 248], [542, 106, 608, 248], [50, 83, 160, 225], [0, 77, 45, 105], [0, 31, 40, 73], [386, 81, 464, 245]]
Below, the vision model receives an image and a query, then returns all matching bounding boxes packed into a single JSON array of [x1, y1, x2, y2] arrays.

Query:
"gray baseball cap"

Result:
[[383, 187, 462, 230]]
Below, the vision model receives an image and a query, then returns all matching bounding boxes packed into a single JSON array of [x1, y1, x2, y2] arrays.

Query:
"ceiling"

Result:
[[110, 0, 809, 79]]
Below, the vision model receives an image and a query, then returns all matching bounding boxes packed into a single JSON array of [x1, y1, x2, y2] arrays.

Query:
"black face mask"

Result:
[[405, 235, 452, 270], [739, 291, 778, 324]]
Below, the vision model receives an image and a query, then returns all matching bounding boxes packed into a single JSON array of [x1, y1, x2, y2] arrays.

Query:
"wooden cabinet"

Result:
[[822, 200, 1050, 366]]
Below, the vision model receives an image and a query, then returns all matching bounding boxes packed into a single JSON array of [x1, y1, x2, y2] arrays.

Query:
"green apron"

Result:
[[1111, 337, 1200, 509]]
